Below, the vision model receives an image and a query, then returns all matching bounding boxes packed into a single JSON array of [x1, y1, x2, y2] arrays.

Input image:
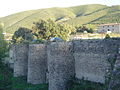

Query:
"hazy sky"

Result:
[[0, 0, 119, 17]]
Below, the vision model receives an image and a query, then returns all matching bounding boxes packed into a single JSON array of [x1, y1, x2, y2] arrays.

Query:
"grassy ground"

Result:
[[70, 82, 105, 90], [0, 61, 48, 90], [0, 60, 106, 90], [0, 61, 12, 90]]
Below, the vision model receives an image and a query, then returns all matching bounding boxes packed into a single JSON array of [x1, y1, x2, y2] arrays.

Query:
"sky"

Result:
[[0, 0, 119, 17]]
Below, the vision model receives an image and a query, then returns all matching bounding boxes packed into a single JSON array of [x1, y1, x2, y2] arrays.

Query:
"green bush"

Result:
[[105, 34, 110, 39], [12, 27, 34, 44], [76, 25, 94, 33], [0, 61, 48, 90]]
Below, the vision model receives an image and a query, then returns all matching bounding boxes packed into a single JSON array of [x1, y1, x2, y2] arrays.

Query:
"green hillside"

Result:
[[0, 4, 120, 34]]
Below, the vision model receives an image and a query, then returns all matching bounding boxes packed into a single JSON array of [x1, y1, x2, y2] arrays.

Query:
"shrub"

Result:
[[105, 34, 110, 39]]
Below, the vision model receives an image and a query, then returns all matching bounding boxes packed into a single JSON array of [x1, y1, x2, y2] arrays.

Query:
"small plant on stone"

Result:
[[105, 34, 110, 39]]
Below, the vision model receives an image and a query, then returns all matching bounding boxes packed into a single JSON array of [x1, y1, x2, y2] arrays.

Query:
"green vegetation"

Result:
[[69, 80, 106, 90], [105, 34, 111, 39], [0, 4, 119, 34], [12, 19, 75, 43], [0, 61, 12, 90], [12, 27, 34, 44], [0, 61, 106, 90], [0, 61, 48, 90], [0, 4, 120, 90], [76, 25, 94, 33], [32, 19, 75, 41], [0, 23, 7, 59]]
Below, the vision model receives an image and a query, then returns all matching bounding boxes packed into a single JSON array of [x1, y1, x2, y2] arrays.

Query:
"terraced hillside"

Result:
[[0, 4, 119, 34]]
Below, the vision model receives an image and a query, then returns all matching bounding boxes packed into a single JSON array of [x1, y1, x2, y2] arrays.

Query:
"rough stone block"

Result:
[[47, 42, 75, 90], [73, 40, 119, 83], [14, 44, 29, 77], [27, 44, 47, 84]]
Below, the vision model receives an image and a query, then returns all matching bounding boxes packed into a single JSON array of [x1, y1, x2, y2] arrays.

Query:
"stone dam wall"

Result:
[[11, 39, 120, 90]]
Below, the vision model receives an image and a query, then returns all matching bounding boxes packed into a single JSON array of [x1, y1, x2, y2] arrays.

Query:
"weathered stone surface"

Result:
[[9, 45, 15, 69], [11, 38, 120, 89], [27, 44, 47, 84], [73, 39, 119, 83], [4, 45, 15, 69], [14, 44, 29, 77], [9, 45, 15, 62], [108, 54, 120, 90], [47, 42, 75, 90]]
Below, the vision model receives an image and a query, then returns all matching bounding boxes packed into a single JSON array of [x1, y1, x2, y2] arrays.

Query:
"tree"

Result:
[[32, 19, 75, 41], [76, 25, 94, 33], [12, 27, 34, 44], [0, 23, 7, 60], [12, 19, 75, 44]]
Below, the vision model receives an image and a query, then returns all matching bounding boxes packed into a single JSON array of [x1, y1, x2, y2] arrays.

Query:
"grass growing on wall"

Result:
[[0, 61, 48, 90]]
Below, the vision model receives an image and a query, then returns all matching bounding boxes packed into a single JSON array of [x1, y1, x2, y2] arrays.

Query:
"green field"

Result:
[[0, 61, 106, 90], [0, 4, 119, 34]]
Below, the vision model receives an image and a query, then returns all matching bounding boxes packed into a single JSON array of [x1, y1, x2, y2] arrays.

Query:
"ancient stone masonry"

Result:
[[108, 49, 120, 90], [14, 44, 29, 77], [9, 45, 16, 61], [8, 45, 16, 69], [11, 38, 120, 90], [47, 42, 75, 90], [73, 39, 120, 83], [27, 44, 47, 84]]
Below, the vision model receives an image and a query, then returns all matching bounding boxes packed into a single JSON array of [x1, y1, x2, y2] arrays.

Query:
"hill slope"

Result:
[[0, 4, 120, 34]]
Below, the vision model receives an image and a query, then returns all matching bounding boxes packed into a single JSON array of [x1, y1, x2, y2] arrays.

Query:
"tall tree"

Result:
[[0, 23, 7, 60], [12, 27, 34, 44], [32, 19, 75, 41]]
